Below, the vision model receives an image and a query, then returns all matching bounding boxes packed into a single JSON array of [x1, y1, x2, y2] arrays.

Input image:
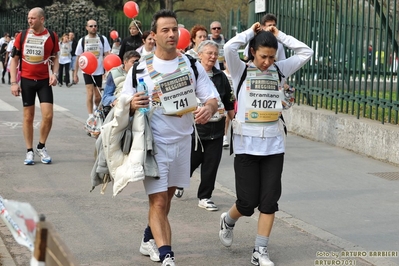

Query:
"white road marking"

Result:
[[0, 99, 18, 111]]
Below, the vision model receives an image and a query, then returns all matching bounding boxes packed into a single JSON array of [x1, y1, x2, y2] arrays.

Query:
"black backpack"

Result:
[[0, 43, 7, 62]]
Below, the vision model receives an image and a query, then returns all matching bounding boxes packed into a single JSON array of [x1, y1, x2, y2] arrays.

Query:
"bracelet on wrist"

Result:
[[11, 82, 18, 85]]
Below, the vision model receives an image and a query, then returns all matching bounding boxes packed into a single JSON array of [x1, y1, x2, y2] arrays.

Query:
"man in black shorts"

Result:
[[9, 7, 59, 165], [73, 19, 111, 119]]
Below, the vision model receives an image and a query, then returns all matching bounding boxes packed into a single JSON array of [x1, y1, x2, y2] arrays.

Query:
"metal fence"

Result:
[[250, 0, 399, 124], [0, 9, 225, 45]]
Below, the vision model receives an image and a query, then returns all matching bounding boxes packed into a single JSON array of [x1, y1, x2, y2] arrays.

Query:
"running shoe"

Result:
[[219, 212, 234, 247], [24, 151, 35, 165], [198, 198, 218, 211], [162, 254, 175, 266], [251, 247, 274, 266], [139, 238, 160, 262], [174, 187, 184, 198], [35, 147, 52, 164]]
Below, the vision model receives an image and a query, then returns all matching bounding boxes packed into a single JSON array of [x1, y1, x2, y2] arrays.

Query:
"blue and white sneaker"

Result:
[[24, 151, 35, 165], [35, 147, 52, 164]]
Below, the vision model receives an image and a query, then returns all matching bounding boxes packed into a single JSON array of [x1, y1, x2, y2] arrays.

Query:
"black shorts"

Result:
[[234, 153, 284, 216], [20, 77, 53, 107], [83, 74, 103, 87]]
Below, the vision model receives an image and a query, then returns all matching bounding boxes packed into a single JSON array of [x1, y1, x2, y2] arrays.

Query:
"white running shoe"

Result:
[[174, 187, 184, 198], [198, 198, 218, 211], [223, 135, 229, 147], [219, 212, 234, 247], [35, 147, 52, 164], [24, 151, 35, 165], [139, 238, 160, 262], [161, 254, 175, 266], [251, 247, 274, 266]]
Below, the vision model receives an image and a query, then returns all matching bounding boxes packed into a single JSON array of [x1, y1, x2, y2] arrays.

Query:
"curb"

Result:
[[0, 230, 16, 266]]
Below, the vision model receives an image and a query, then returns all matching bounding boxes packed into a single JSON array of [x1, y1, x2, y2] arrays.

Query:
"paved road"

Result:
[[0, 72, 398, 266]]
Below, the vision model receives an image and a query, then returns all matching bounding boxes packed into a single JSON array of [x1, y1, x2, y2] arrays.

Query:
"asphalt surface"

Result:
[[0, 72, 398, 266]]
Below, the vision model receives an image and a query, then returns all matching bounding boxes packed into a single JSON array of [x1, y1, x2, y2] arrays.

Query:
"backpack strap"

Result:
[[273, 63, 285, 82], [131, 59, 144, 88], [273, 63, 287, 135], [185, 54, 198, 81], [81, 34, 105, 55], [236, 65, 248, 99]]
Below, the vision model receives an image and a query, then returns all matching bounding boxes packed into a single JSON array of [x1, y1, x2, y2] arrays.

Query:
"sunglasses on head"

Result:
[[212, 27, 221, 30], [88, 25, 97, 28]]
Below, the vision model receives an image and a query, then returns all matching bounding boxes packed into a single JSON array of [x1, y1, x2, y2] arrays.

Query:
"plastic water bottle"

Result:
[[137, 78, 150, 113]]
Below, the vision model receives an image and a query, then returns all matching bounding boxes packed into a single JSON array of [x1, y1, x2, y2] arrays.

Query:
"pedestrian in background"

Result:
[[73, 19, 111, 119], [185, 24, 208, 60], [111, 37, 121, 55], [58, 33, 72, 87], [135, 30, 156, 57], [175, 40, 235, 210], [68, 32, 77, 84], [9, 7, 59, 165], [102, 50, 140, 108], [208, 21, 228, 70], [1, 34, 10, 84], [119, 20, 142, 61]]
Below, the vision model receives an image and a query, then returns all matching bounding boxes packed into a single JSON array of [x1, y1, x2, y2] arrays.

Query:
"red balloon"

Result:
[[177, 27, 191, 50], [79, 52, 98, 75], [103, 54, 122, 72], [123, 1, 139, 19], [110, 30, 119, 40]]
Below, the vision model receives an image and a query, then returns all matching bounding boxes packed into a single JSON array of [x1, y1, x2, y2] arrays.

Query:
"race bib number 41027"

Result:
[[245, 90, 283, 123]]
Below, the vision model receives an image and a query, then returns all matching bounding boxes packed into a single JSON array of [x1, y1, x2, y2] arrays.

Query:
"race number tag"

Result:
[[158, 74, 197, 115], [197, 96, 225, 122], [85, 38, 100, 58], [60, 43, 69, 57], [23, 32, 50, 64], [244, 75, 283, 123]]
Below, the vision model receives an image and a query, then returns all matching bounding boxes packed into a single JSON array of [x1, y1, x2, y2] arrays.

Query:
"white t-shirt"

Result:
[[122, 54, 219, 143], [6, 40, 14, 70], [58, 42, 71, 64], [75, 35, 111, 75]]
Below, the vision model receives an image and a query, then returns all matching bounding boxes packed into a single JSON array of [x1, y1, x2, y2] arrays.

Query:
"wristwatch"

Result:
[[53, 73, 59, 78]]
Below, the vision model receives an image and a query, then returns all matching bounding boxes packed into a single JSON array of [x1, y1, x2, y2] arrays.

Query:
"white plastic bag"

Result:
[[0, 195, 38, 252]]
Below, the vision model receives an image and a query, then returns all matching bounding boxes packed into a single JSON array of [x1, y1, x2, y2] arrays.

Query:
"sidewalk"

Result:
[[0, 79, 398, 266]]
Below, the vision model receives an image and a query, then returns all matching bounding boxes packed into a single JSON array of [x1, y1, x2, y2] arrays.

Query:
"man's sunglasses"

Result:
[[212, 27, 221, 30], [88, 25, 97, 28]]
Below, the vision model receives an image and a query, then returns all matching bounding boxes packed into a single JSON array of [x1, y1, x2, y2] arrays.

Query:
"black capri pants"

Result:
[[234, 153, 284, 216]]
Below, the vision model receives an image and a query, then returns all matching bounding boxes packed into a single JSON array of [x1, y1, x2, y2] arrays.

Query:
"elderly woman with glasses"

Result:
[[174, 40, 235, 211]]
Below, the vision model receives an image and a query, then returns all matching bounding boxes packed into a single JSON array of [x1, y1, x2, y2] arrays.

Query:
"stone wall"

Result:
[[283, 105, 399, 166]]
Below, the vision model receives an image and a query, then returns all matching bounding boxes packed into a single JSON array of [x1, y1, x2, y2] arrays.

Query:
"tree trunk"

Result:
[[165, 0, 173, 10], [159, 0, 165, 9]]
